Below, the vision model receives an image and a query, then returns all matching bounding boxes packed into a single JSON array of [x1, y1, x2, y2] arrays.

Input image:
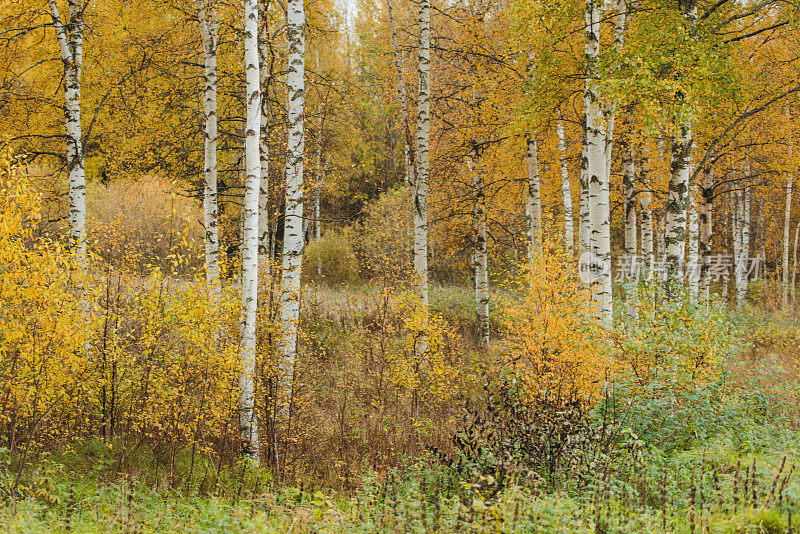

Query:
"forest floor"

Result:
[[2, 283, 800, 533]]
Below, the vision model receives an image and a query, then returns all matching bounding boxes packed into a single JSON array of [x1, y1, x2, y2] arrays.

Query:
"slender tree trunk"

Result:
[[277, 0, 306, 470], [469, 153, 489, 346], [622, 140, 637, 321], [640, 191, 654, 280], [602, 0, 626, 187], [414, 0, 431, 308], [239, 0, 262, 462], [584, 0, 612, 324], [687, 183, 699, 298], [556, 120, 574, 256], [199, 0, 220, 299], [387, 0, 415, 186], [665, 129, 692, 285], [793, 223, 800, 309], [579, 124, 590, 259], [258, 0, 271, 283], [734, 186, 750, 307], [49, 0, 86, 266], [722, 197, 731, 302], [740, 185, 751, 306], [784, 167, 793, 309], [698, 164, 714, 301], [526, 138, 542, 265], [313, 51, 327, 278], [622, 141, 636, 259], [664, 0, 697, 287], [314, 156, 328, 278]]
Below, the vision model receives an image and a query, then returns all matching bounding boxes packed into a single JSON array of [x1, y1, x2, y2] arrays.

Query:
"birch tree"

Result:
[[239, 0, 262, 462], [602, 0, 626, 188], [526, 138, 542, 264], [640, 190, 654, 279], [413, 0, 431, 308], [687, 185, 699, 298], [793, 223, 800, 307], [621, 139, 637, 321], [579, 129, 589, 258], [663, 0, 697, 286], [198, 0, 220, 300], [733, 185, 751, 307], [784, 143, 793, 308], [698, 164, 714, 300], [556, 120, 574, 256], [48, 0, 86, 267], [469, 152, 489, 346], [277, 0, 306, 460], [622, 140, 636, 261], [258, 0, 272, 282], [387, 0, 414, 186], [584, 0, 612, 324]]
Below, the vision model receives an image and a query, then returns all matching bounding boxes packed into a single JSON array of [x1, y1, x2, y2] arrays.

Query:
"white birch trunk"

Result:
[[277, 0, 306, 448], [579, 126, 590, 258], [640, 190, 654, 280], [793, 223, 800, 308], [698, 165, 713, 301], [557, 120, 574, 256], [414, 0, 431, 308], [469, 154, 489, 346], [622, 142, 636, 258], [526, 138, 542, 265], [258, 0, 271, 283], [741, 185, 750, 306], [621, 140, 637, 322], [387, 0, 414, 186], [584, 0, 612, 324], [49, 0, 86, 267], [602, 0, 626, 187], [784, 163, 793, 308], [733, 187, 748, 307], [664, 0, 697, 288], [723, 200, 731, 302], [239, 0, 261, 462], [665, 127, 692, 285], [199, 0, 220, 300], [687, 184, 699, 298]]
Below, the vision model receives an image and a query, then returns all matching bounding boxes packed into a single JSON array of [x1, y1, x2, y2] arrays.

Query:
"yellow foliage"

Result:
[[0, 146, 90, 442], [499, 250, 610, 404]]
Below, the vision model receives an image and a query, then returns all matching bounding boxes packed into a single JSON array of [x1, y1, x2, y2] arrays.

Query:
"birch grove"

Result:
[[239, 0, 262, 462], [6, 0, 800, 519]]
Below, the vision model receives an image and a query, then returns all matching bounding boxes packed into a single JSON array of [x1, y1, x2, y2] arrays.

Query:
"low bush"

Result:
[[303, 229, 360, 285]]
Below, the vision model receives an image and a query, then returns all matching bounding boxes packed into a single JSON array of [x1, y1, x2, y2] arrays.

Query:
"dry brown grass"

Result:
[[88, 176, 204, 272]]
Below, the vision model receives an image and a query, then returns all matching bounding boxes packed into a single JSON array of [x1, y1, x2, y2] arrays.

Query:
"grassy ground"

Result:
[[3, 282, 800, 532]]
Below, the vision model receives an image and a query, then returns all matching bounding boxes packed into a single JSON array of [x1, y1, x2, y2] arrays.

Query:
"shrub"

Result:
[[355, 186, 412, 279], [88, 176, 204, 273], [303, 229, 360, 285]]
